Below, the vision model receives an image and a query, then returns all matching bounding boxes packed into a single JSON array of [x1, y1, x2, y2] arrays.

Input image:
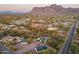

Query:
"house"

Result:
[[36, 37, 49, 43], [47, 27, 58, 31], [57, 30, 66, 37], [20, 37, 28, 44], [10, 19, 28, 26], [1, 25, 9, 30], [9, 25, 16, 28], [47, 24, 53, 27], [30, 22, 47, 30], [14, 42, 47, 54], [2, 36, 21, 43]]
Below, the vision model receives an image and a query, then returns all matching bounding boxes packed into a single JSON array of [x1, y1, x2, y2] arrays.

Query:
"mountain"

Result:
[[29, 4, 79, 16], [0, 11, 24, 14]]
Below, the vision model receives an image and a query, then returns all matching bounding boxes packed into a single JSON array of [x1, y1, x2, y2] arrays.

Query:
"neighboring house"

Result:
[[0, 24, 16, 30], [2, 36, 21, 43], [9, 25, 16, 28], [20, 37, 28, 44], [36, 37, 49, 43], [14, 40, 47, 54], [1, 25, 9, 30], [47, 27, 58, 31], [10, 19, 28, 26], [30, 23, 46, 30]]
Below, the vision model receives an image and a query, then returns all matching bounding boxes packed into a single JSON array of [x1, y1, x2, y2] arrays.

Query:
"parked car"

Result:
[[35, 45, 48, 52]]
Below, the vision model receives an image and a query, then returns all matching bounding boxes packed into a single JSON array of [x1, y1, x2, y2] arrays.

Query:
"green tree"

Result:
[[37, 48, 57, 54], [70, 43, 79, 54]]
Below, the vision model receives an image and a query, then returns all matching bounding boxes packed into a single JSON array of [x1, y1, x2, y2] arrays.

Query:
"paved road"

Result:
[[14, 44, 36, 54], [59, 21, 78, 54], [0, 44, 12, 54]]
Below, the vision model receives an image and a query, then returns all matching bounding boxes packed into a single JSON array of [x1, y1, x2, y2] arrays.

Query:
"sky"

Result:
[[0, 4, 79, 12]]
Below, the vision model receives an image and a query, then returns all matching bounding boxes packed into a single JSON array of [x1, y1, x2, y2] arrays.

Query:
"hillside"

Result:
[[29, 4, 79, 16]]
